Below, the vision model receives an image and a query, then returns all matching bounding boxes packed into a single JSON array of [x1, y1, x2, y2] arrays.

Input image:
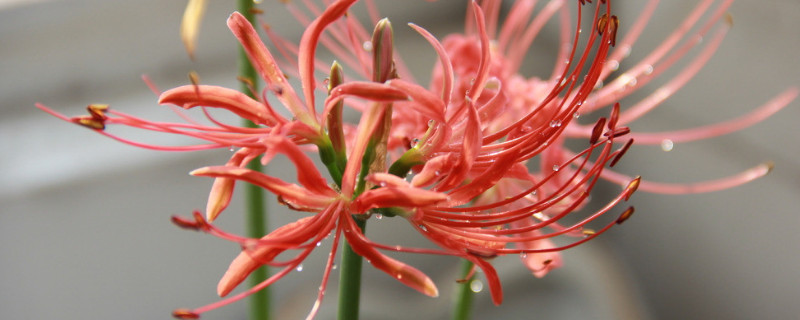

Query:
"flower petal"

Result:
[[191, 166, 334, 210], [159, 84, 278, 126], [341, 215, 439, 297]]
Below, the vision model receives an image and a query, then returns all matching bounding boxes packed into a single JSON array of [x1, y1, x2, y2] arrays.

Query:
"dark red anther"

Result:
[[87, 104, 109, 120], [609, 138, 634, 168], [608, 102, 620, 129], [171, 215, 200, 231], [590, 117, 607, 144], [604, 126, 631, 139], [172, 309, 200, 319], [597, 14, 619, 47], [616, 206, 635, 225]]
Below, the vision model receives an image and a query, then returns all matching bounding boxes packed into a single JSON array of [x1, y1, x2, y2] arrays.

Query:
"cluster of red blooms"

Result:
[[38, 0, 795, 318]]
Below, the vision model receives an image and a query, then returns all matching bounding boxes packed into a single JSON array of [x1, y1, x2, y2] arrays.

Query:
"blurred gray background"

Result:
[[1, 0, 798, 319]]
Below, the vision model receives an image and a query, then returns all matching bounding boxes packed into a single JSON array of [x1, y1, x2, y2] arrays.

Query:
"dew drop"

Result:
[[362, 41, 373, 52], [375, 214, 383, 220], [296, 264, 304, 272], [621, 46, 632, 58], [552, 165, 560, 172], [520, 252, 528, 259], [419, 225, 428, 232], [396, 273, 403, 280], [316, 241, 322, 247], [434, 170, 441, 176], [470, 279, 484, 293], [573, 112, 581, 119], [660, 139, 674, 152], [644, 64, 654, 75], [549, 120, 562, 128], [332, 263, 338, 270], [695, 35, 704, 44], [608, 60, 620, 71], [594, 80, 604, 89], [229, 146, 235, 152]]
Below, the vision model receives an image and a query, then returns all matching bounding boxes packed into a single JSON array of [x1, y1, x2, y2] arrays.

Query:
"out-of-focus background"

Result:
[[1, 0, 798, 319]]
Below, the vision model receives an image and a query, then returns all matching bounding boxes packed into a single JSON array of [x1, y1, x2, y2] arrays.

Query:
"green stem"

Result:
[[337, 218, 367, 320], [452, 259, 475, 320], [238, 1, 270, 320]]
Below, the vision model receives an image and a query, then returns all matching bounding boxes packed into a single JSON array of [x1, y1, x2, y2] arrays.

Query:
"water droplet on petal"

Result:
[[661, 139, 674, 152], [316, 241, 322, 247], [644, 64, 654, 75], [296, 264, 304, 272], [552, 165, 560, 172], [362, 41, 373, 52], [573, 112, 580, 119], [549, 120, 562, 128], [608, 60, 619, 71], [520, 252, 528, 259], [332, 263, 338, 270], [229, 146, 235, 152], [419, 225, 428, 232], [375, 214, 383, 220], [470, 279, 484, 293]]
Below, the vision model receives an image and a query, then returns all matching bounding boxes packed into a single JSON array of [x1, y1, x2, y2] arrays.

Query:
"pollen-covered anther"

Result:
[[582, 229, 597, 236], [624, 176, 641, 201], [171, 215, 201, 231], [597, 14, 619, 46], [87, 104, 109, 120], [72, 116, 106, 130], [616, 206, 635, 225], [172, 309, 200, 319], [608, 102, 620, 129]]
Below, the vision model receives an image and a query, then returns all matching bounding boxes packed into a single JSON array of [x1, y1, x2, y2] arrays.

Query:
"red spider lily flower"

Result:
[[37, 0, 795, 318]]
